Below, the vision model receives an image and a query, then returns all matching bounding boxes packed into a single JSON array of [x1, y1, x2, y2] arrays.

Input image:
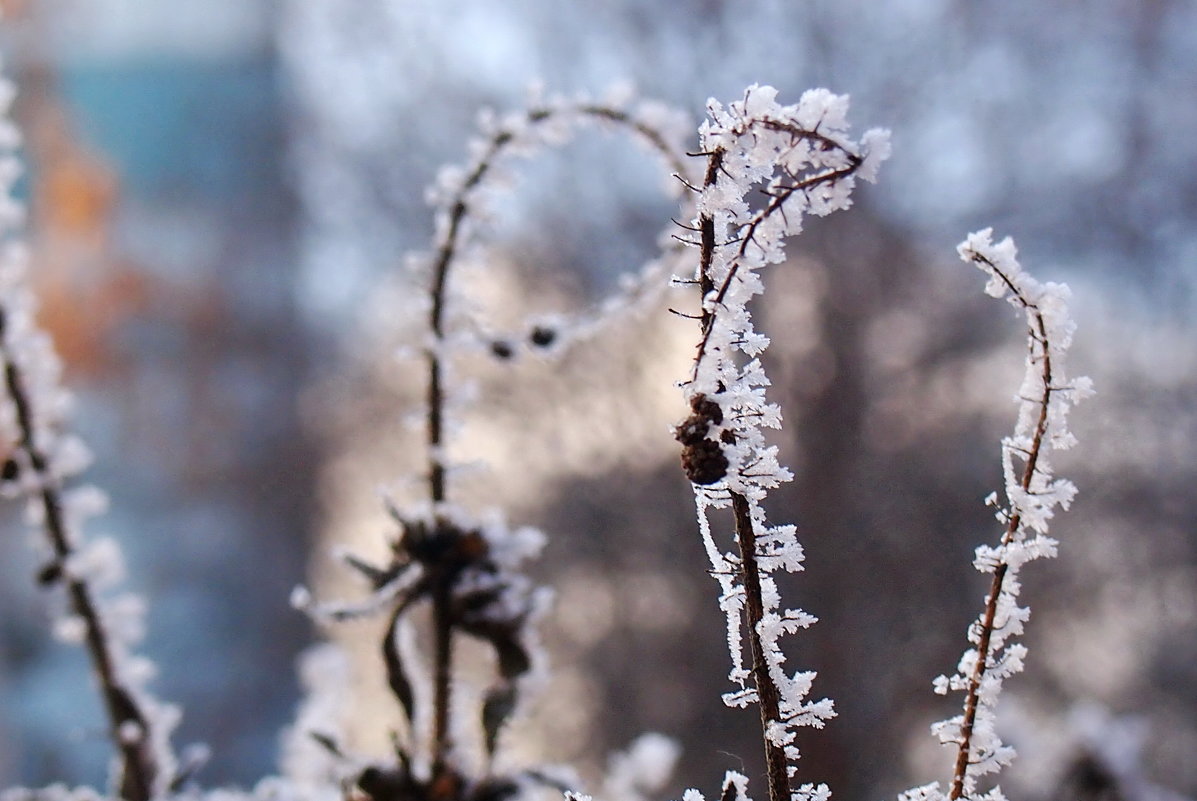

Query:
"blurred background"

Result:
[[0, 1, 1194, 801]]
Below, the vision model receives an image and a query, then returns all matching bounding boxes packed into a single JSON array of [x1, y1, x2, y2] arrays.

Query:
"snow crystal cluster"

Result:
[[678, 85, 889, 801], [0, 63, 182, 801], [900, 230, 1093, 801]]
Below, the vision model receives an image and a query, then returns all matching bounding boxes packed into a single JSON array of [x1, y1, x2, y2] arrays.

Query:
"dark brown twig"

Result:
[[1, 312, 159, 801], [689, 145, 791, 801], [732, 493, 791, 801], [948, 257, 1053, 801]]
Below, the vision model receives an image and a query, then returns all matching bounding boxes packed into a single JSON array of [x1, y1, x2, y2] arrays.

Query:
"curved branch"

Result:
[[416, 96, 692, 775], [424, 100, 691, 506], [681, 89, 888, 801], [948, 258, 1053, 801], [688, 157, 861, 385]]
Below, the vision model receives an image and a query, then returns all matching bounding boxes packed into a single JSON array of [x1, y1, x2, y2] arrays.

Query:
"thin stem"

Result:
[[693, 146, 789, 801], [698, 151, 722, 324], [419, 102, 689, 774], [948, 284, 1052, 801], [733, 492, 791, 801], [2, 334, 158, 801], [414, 103, 686, 787], [430, 574, 454, 775]]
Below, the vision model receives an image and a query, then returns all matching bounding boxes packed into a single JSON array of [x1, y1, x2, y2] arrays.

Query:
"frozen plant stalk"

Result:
[[677, 85, 889, 801], [0, 61, 180, 801], [294, 86, 695, 801], [902, 230, 1093, 801]]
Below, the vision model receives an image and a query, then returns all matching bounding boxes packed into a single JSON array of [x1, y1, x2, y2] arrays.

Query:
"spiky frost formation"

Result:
[[679, 85, 889, 801], [902, 230, 1093, 801]]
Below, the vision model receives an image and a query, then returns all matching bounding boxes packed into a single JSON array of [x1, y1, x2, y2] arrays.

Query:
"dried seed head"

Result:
[[690, 393, 724, 425], [37, 561, 63, 586], [674, 416, 709, 447], [528, 326, 556, 348], [681, 439, 728, 485]]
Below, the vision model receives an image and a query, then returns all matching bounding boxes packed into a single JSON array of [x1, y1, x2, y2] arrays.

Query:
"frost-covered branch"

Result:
[[410, 88, 691, 779], [676, 85, 889, 801], [0, 68, 178, 801], [417, 86, 692, 775], [422, 86, 694, 506], [902, 230, 1094, 801], [293, 87, 694, 801]]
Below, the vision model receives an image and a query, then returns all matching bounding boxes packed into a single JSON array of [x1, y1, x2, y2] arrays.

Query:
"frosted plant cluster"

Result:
[[675, 85, 889, 801], [900, 230, 1093, 801], [0, 36, 1107, 801]]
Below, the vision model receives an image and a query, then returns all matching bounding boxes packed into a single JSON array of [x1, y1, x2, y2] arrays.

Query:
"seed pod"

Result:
[[674, 415, 709, 447], [528, 326, 556, 348], [681, 439, 728, 485], [690, 393, 723, 426], [37, 561, 63, 586]]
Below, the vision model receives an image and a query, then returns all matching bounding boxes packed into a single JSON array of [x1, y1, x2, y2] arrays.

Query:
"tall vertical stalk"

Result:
[[948, 248, 1066, 798], [903, 230, 1091, 801], [681, 86, 889, 801], [732, 493, 792, 801]]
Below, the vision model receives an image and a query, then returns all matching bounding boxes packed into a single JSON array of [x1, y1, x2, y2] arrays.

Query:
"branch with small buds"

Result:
[[423, 89, 695, 507], [677, 85, 889, 801]]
